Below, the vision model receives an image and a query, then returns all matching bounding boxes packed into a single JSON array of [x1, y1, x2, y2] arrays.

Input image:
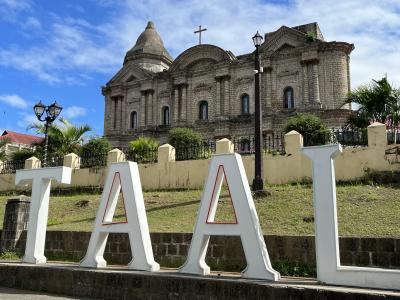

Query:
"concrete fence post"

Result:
[[107, 148, 126, 166], [0, 160, 3, 173], [216, 138, 234, 154], [0, 195, 30, 252], [24, 156, 41, 169], [158, 144, 175, 164], [63, 153, 80, 169], [367, 122, 387, 148], [284, 130, 303, 155]]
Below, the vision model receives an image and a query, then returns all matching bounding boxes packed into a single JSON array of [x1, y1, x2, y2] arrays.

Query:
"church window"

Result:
[[241, 94, 250, 114], [162, 106, 170, 125], [284, 87, 294, 109], [130, 111, 138, 129], [199, 101, 208, 120]]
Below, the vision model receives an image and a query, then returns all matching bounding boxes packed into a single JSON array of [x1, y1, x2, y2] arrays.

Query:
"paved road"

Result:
[[0, 287, 95, 300]]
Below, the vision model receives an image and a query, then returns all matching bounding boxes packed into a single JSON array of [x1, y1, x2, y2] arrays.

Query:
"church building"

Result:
[[103, 21, 354, 147]]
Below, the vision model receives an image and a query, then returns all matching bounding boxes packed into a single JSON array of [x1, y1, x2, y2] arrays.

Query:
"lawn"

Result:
[[0, 183, 399, 237]]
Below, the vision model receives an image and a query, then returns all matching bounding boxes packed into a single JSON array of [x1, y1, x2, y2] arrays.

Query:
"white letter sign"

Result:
[[303, 144, 400, 290], [180, 153, 280, 280], [15, 167, 72, 264], [80, 162, 159, 271]]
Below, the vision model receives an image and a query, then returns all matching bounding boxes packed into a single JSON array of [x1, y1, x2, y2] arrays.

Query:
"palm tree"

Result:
[[29, 117, 92, 154], [345, 77, 400, 128]]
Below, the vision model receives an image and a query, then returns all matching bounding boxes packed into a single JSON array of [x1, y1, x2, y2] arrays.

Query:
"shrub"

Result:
[[80, 137, 112, 156], [284, 113, 330, 146], [10, 149, 37, 162], [128, 136, 159, 163], [168, 127, 203, 147], [168, 127, 209, 160]]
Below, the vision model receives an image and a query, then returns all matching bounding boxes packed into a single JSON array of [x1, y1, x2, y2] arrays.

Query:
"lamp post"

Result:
[[33, 101, 63, 167], [252, 31, 264, 191]]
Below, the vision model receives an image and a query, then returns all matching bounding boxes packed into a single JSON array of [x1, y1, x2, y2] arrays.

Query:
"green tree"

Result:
[[80, 137, 112, 156], [284, 113, 330, 146], [79, 137, 112, 167], [168, 127, 203, 147], [0, 137, 10, 161], [128, 136, 159, 163], [10, 149, 36, 162], [29, 117, 92, 154], [345, 77, 400, 129]]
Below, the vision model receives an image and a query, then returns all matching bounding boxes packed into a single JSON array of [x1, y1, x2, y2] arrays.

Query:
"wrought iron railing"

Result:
[[387, 130, 400, 145], [44, 154, 64, 167], [175, 141, 216, 161], [80, 151, 108, 168], [329, 127, 368, 146], [233, 133, 285, 155], [124, 148, 158, 164], [0, 160, 25, 174]]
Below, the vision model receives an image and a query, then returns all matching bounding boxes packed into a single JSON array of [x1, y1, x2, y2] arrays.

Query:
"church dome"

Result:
[[124, 21, 173, 72]]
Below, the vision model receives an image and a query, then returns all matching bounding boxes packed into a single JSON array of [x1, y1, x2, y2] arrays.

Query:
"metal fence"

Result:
[[330, 127, 368, 146], [0, 160, 25, 174], [123, 148, 158, 164], [175, 141, 216, 161], [80, 151, 108, 168], [387, 130, 400, 145], [233, 133, 285, 155], [44, 154, 64, 167]]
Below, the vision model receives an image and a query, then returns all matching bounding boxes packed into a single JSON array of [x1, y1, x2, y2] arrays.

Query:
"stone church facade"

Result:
[[103, 21, 354, 147]]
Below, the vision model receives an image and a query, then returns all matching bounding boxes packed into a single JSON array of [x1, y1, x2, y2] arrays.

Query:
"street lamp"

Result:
[[252, 31, 264, 191], [33, 101, 63, 167]]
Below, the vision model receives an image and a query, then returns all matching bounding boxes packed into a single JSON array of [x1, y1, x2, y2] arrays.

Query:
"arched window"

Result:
[[130, 111, 138, 129], [284, 87, 294, 109], [199, 101, 208, 120], [241, 94, 250, 115], [162, 106, 170, 125]]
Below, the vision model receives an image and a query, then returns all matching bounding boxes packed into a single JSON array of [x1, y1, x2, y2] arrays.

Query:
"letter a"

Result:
[[80, 162, 159, 271], [15, 167, 72, 264], [179, 153, 280, 280]]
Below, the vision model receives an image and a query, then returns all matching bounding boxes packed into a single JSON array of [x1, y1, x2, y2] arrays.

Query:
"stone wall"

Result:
[[8, 231, 400, 271]]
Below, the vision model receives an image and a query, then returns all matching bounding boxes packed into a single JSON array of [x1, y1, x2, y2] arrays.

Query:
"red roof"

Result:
[[0, 130, 43, 146]]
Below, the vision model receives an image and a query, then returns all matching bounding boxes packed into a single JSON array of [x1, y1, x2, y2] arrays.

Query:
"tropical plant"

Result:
[[168, 127, 203, 148], [128, 136, 159, 163], [80, 137, 112, 156], [0, 137, 10, 160], [29, 117, 92, 154], [345, 77, 400, 129], [10, 149, 36, 162], [284, 113, 330, 146]]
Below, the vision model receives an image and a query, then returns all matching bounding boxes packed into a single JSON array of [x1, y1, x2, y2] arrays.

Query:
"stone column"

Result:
[[25, 157, 41, 169], [215, 78, 221, 118], [302, 63, 309, 105], [312, 62, 320, 104], [152, 89, 157, 125], [216, 138, 234, 154], [223, 77, 230, 116], [265, 68, 272, 109], [148, 91, 153, 125], [140, 91, 146, 127], [119, 96, 124, 131], [181, 84, 187, 122], [104, 96, 112, 134], [0, 195, 30, 252], [173, 86, 179, 123]]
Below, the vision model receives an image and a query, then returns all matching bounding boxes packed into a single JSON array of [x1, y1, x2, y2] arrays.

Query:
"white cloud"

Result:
[[0, 0, 399, 88], [0, 94, 29, 109], [17, 113, 37, 129], [63, 106, 87, 119]]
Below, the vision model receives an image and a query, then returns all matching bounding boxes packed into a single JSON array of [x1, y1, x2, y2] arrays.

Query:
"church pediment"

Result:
[[169, 44, 236, 72], [107, 64, 153, 85], [260, 26, 307, 52]]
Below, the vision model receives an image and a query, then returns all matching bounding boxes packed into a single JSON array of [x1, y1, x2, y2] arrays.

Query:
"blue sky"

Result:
[[0, 0, 399, 137]]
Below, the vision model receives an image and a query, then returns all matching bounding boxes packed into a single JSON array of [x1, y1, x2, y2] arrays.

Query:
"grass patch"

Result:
[[0, 183, 399, 237], [0, 250, 22, 260]]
